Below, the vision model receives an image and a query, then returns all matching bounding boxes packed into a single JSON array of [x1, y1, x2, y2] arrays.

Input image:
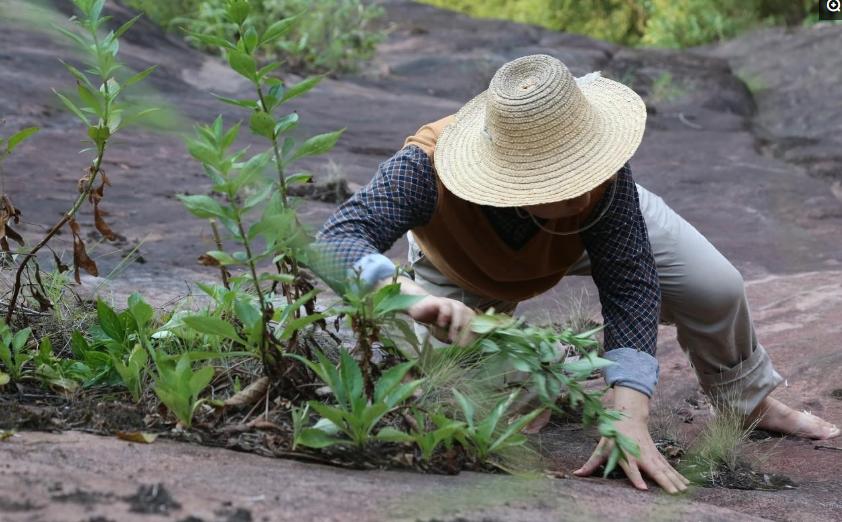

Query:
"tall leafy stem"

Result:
[[5, 0, 157, 322], [180, 0, 344, 385]]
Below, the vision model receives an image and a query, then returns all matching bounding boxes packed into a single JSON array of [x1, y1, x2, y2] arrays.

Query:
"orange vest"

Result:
[[402, 115, 608, 302]]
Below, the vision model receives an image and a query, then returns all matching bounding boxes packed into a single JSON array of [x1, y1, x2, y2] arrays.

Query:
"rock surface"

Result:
[[1, 1, 841, 521]]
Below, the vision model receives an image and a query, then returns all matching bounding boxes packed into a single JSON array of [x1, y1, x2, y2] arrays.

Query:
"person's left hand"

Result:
[[573, 386, 690, 494]]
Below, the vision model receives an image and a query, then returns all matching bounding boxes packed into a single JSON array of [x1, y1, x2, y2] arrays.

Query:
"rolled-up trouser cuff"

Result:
[[602, 347, 660, 398], [696, 343, 784, 416]]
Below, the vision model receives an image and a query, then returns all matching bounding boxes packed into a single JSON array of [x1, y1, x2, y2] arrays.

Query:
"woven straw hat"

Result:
[[434, 54, 647, 207]]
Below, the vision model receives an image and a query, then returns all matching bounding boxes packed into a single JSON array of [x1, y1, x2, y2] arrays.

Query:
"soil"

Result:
[[1, 0, 842, 520]]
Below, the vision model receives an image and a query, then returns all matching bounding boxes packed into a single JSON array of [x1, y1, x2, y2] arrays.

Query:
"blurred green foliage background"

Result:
[[416, 0, 827, 48], [125, 0, 386, 74]]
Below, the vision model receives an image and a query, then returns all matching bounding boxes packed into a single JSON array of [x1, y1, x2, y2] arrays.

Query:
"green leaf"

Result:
[[226, 0, 250, 25], [205, 250, 239, 266], [177, 194, 228, 220], [212, 94, 257, 110], [249, 111, 275, 140], [128, 293, 154, 329], [227, 50, 257, 82], [54, 90, 90, 125], [182, 315, 245, 345], [124, 65, 156, 88], [374, 293, 423, 316], [0, 373, 9, 386], [603, 445, 621, 478], [375, 427, 414, 443], [452, 389, 475, 428], [96, 300, 125, 342], [257, 63, 280, 82], [297, 427, 343, 449], [285, 172, 310, 185], [281, 75, 324, 103], [373, 361, 415, 402], [77, 82, 102, 114], [242, 26, 258, 54], [261, 15, 299, 46], [273, 113, 299, 136], [87, 125, 110, 146], [186, 31, 235, 50], [291, 129, 344, 162], [5, 127, 39, 153], [114, 13, 142, 39], [189, 365, 215, 396]]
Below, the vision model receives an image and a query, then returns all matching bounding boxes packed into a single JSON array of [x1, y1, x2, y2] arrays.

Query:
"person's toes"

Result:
[[819, 421, 840, 440]]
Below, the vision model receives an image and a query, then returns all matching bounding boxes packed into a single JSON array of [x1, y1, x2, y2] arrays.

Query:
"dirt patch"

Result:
[[52, 488, 116, 506], [0, 496, 41, 512], [287, 177, 353, 203], [687, 460, 797, 492], [831, 389, 842, 401], [125, 483, 182, 515]]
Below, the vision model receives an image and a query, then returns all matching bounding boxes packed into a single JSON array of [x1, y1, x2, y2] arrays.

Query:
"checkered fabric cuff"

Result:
[[350, 253, 397, 291], [602, 347, 660, 398]]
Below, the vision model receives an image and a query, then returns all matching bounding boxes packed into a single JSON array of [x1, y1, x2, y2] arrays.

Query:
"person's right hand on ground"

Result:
[[407, 295, 477, 345], [573, 386, 690, 494]]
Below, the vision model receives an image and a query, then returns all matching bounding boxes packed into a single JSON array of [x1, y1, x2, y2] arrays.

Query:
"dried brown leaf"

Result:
[[197, 254, 220, 267], [52, 251, 69, 273], [222, 376, 269, 409], [116, 431, 158, 444], [32, 263, 54, 311], [94, 202, 118, 241], [245, 418, 283, 431], [0, 194, 24, 251], [69, 218, 98, 283]]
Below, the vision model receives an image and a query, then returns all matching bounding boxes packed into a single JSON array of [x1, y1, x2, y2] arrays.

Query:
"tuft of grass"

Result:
[[680, 397, 758, 482], [650, 71, 687, 105]]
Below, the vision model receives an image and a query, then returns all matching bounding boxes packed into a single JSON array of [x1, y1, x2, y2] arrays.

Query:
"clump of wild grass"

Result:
[[680, 392, 759, 486]]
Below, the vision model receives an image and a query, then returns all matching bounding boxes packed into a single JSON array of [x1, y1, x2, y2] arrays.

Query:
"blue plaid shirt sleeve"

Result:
[[580, 163, 661, 397], [312, 145, 437, 285]]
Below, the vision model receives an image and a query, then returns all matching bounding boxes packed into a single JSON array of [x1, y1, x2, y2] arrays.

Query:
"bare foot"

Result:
[[522, 409, 552, 434], [750, 397, 840, 440]]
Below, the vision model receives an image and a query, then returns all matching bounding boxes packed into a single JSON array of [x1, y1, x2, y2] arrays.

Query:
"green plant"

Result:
[[289, 349, 424, 448], [334, 275, 424, 397], [451, 389, 543, 461], [0, 320, 33, 384], [680, 398, 759, 483], [465, 311, 639, 475], [171, 0, 386, 75], [152, 352, 215, 428], [32, 337, 82, 392], [377, 409, 465, 462], [112, 343, 148, 401], [179, 1, 347, 384], [5, 0, 158, 322], [650, 71, 686, 104]]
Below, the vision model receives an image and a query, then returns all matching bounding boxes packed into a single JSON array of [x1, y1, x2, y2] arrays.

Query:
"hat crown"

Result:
[[482, 54, 592, 153]]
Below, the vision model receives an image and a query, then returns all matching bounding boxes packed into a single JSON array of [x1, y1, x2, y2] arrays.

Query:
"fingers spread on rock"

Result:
[[619, 459, 648, 491], [651, 470, 679, 494], [574, 439, 608, 476]]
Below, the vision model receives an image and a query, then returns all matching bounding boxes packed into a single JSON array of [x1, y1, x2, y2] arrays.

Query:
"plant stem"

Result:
[[5, 144, 106, 323], [209, 219, 230, 289], [255, 85, 301, 310], [234, 213, 276, 376]]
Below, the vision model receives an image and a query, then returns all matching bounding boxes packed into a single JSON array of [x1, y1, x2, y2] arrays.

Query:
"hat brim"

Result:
[[433, 76, 647, 207]]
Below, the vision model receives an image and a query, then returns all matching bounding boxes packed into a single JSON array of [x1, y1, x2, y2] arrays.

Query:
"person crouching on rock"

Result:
[[312, 54, 840, 493]]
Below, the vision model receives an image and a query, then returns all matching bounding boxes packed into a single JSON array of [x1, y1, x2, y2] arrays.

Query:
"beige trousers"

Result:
[[405, 183, 783, 416]]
